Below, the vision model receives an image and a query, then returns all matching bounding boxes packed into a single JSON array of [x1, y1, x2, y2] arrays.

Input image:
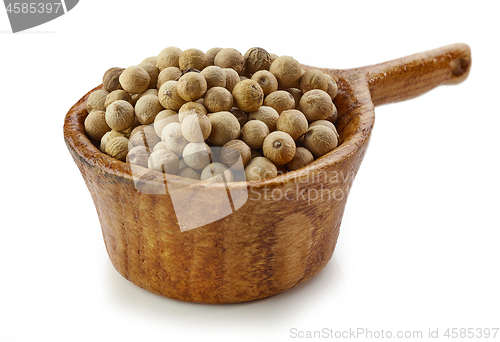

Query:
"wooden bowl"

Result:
[[64, 44, 471, 303]]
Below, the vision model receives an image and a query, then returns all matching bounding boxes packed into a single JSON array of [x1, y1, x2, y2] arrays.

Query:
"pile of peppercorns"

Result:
[[84, 47, 340, 182]]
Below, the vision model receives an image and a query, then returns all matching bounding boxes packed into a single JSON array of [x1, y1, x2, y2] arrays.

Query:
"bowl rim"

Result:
[[63, 68, 375, 191]]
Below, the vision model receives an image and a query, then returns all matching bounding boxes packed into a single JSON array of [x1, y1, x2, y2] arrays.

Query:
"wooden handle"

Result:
[[362, 43, 471, 106]]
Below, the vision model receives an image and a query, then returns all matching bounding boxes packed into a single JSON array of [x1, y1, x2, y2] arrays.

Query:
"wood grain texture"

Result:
[[63, 44, 470, 303]]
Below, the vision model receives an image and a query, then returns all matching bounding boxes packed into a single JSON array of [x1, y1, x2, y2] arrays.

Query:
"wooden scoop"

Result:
[[64, 43, 471, 303]]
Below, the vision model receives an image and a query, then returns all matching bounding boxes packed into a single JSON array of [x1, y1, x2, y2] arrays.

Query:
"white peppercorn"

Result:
[[105, 136, 129, 162], [158, 80, 187, 111], [154, 110, 179, 136], [299, 89, 334, 121], [214, 48, 245, 74], [135, 95, 163, 125], [244, 157, 277, 181], [203, 87, 234, 113], [248, 106, 279, 132], [148, 149, 179, 174], [201, 66, 226, 89], [182, 142, 212, 170], [303, 125, 338, 158], [85, 110, 111, 141], [161, 122, 188, 156], [207, 111, 241, 146], [201, 162, 234, 182], [105, 100, 135, 132], [119, 66, 150, 94], [157, 46, 182, 70], [86, 89, 109, 113]]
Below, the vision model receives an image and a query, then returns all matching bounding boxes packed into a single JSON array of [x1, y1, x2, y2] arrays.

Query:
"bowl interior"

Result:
[[64, 69, 374, 191]]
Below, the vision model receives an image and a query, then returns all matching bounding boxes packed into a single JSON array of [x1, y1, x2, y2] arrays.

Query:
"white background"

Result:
[[1, 1, 499, 341]]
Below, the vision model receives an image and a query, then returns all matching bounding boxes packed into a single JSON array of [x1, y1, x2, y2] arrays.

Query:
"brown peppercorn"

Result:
[[177, 109, 197, 125], [214, 48, 245, 74], [100, 130, 128, 152], [158, 80, 187, 111], [223, 68, 240, 93], [299, 69, 329, 93], [157, 46, 182, 70], [105, 100, 135, 132], [230, 107, 248, 128], [245, 157, 277, 181], [148, 149, 179, 174], [285, 88, 302, 108], [303, 125, 338, 158], [248, 106, 279, 132], [177, 72, 208, 102], [119, 66, 150, 94], [84, 110, 111, 141], [326, 105, 338, 124], [105, 90, 133, 108], [105, 136, 129, 162], [276, 109, 308, 141], [154, 110, 179, 136], [131, 89, 158, 107], [232, 79, 264, 112], [127, 145, 151, 168], [326, 74, 338, 100], [135, 95, 163, 125], [86, 89, 109, 113], [240, 120, 269, 149], [102, 67, 124, 92], [178, 103, 208, 123], [220, 139, 251, 169], [141, 56, 157, 66], [263, 90, 295, 114], [123, 117, 141, 134], [179, 101, 207, 114], [203, 87, 234, 113], [243, 47, 272, 76], [250, 149, 262, 159], [129, 125, 160, 149], [201, 66, 226, 89], [299, 89, 334, 121], [179, 48, 207, 71], [157, 67, 182, 88], [309, 120, 339, 141], [262, 131, 296, 165], [251, 70, 278, 96], [276, 164, 288, 176], [269, 56, 302, 89], [207, 111, 241, 146], [286, 147, 314, 171], [181, 113, 212, 143], [206, 47, 223, 66], [138, 62, 159, 90]]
